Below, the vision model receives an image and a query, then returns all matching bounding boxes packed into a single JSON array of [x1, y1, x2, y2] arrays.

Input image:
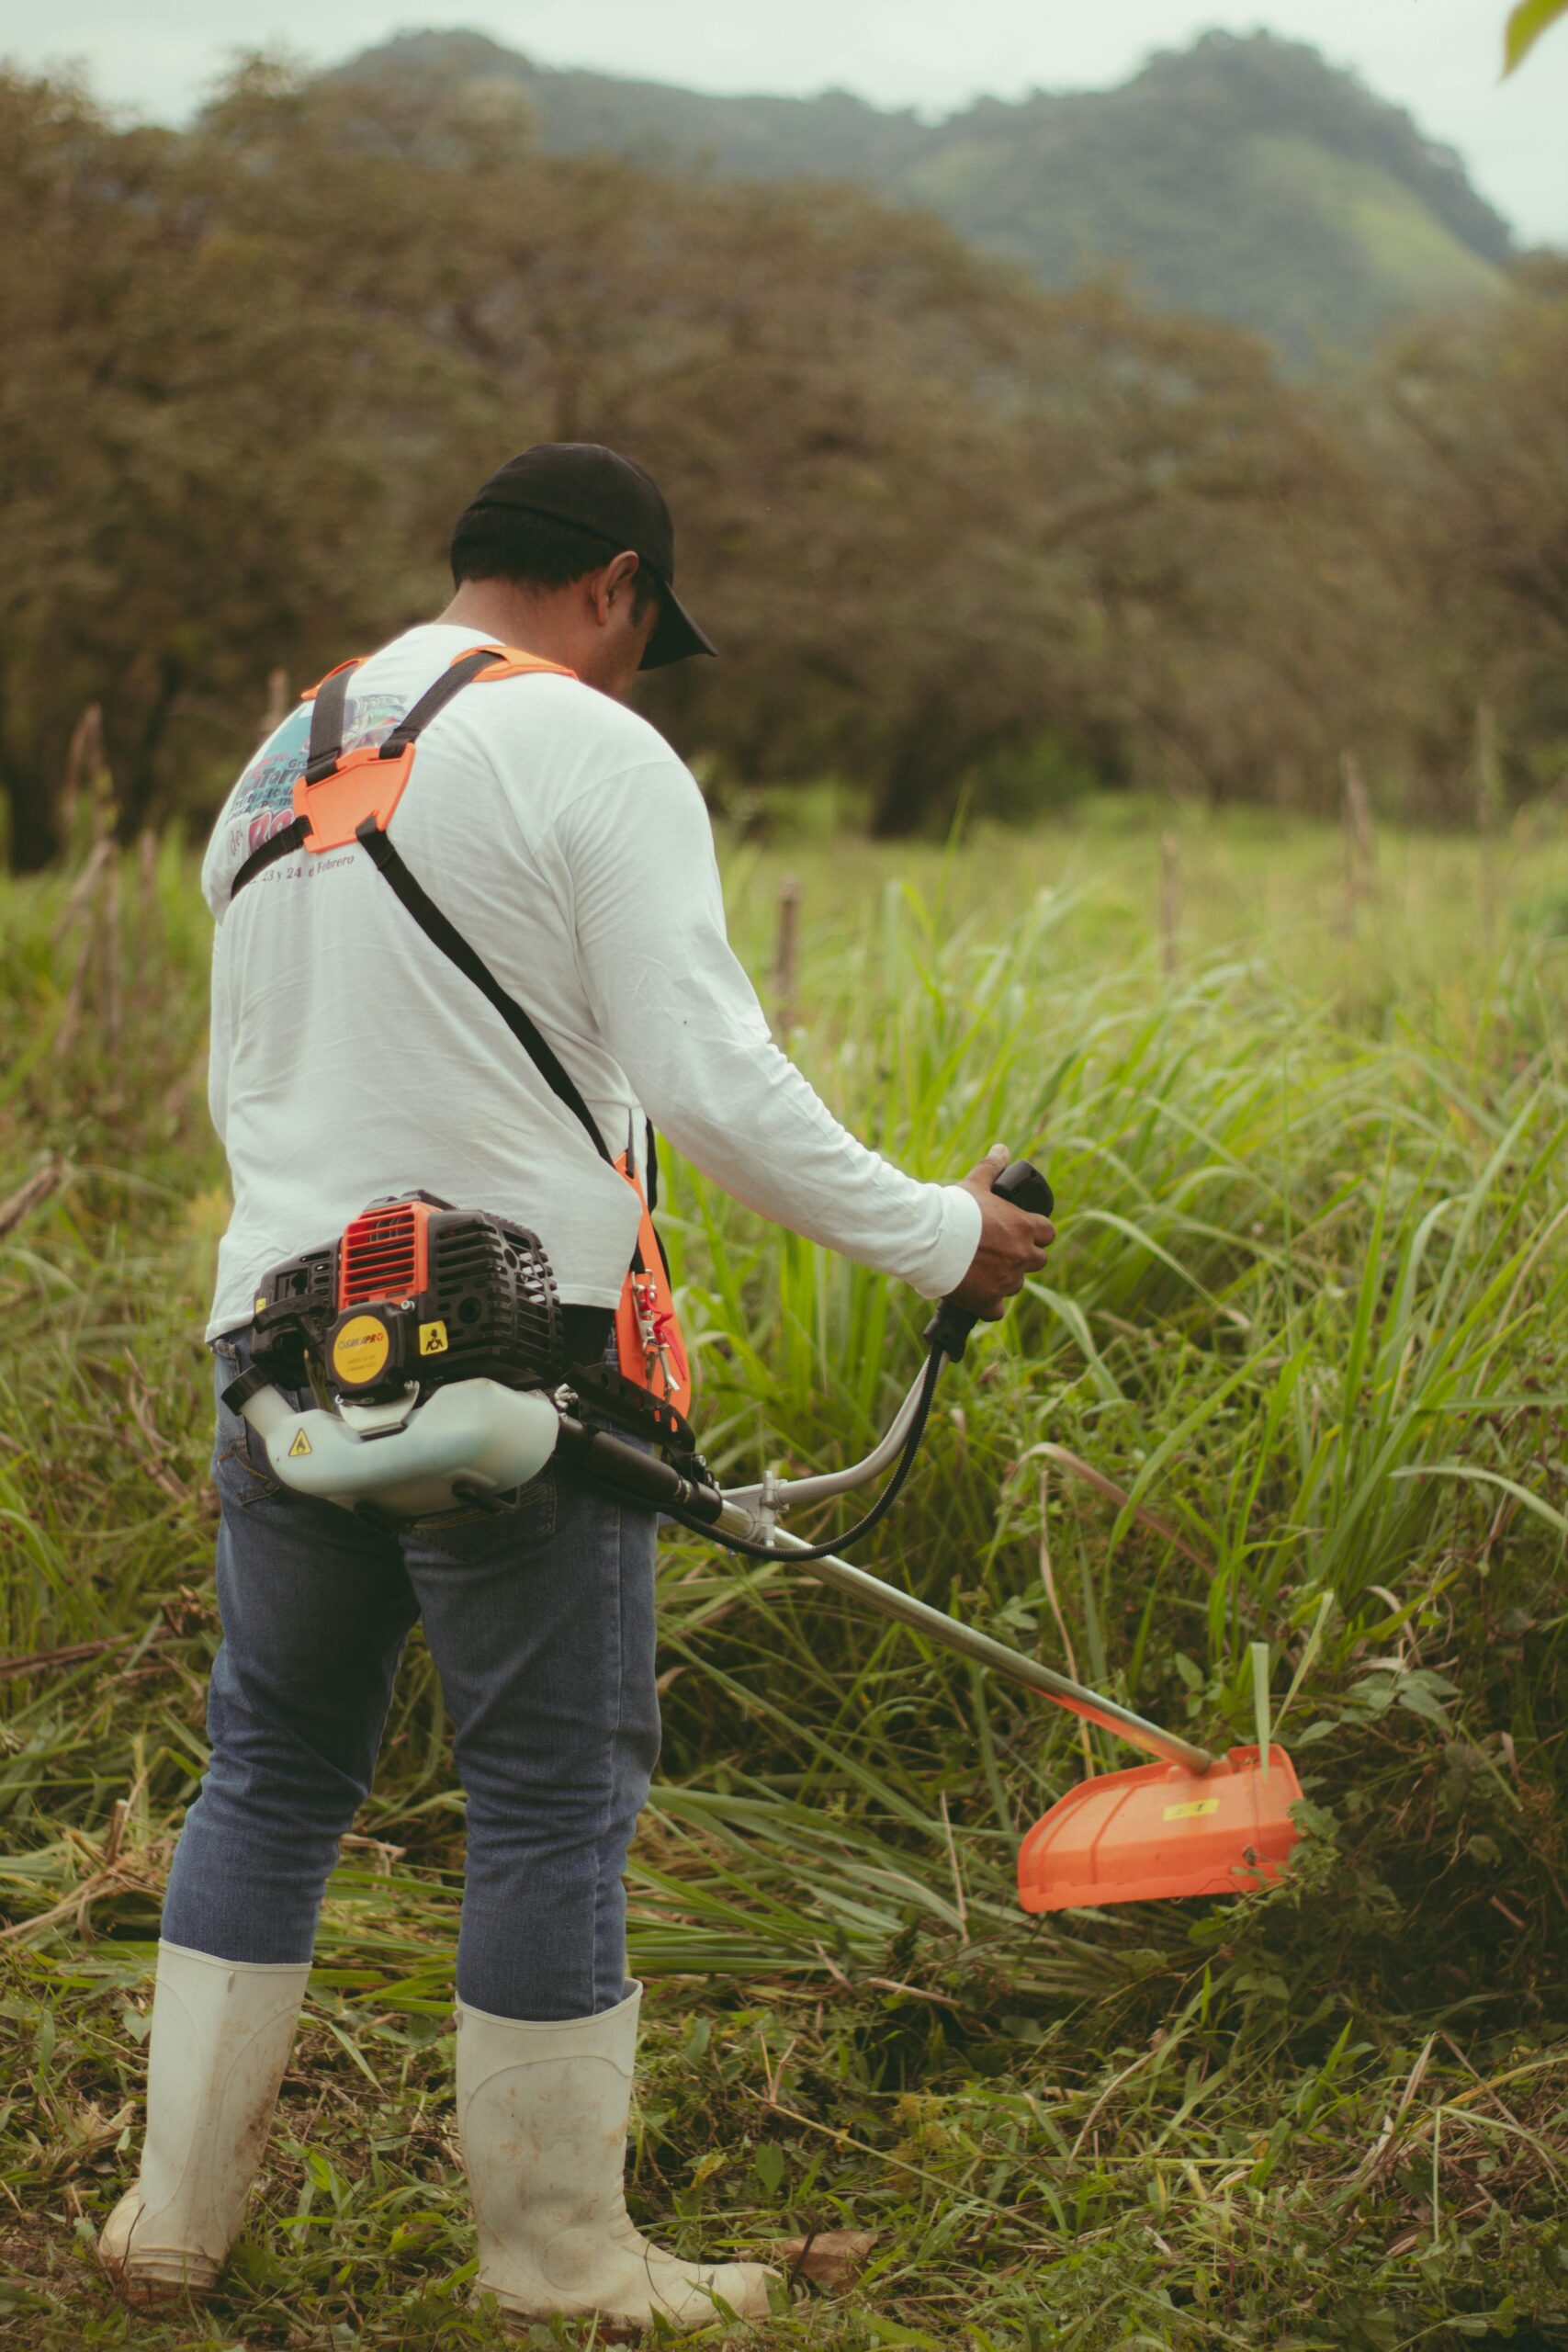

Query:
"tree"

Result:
[[0, 69, 437, 866], [1377, 259, 1568, 806], [3, 55, 1555, 862]]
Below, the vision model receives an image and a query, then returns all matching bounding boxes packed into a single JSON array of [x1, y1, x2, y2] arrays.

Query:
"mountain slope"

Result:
[[882, 35, 1510, 361], [331, 27, 1512, 361]]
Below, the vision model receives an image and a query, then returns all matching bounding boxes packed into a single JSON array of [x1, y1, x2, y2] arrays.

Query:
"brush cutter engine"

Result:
[[248, 1193, 566, 1405], [229, 1193, 572, 1521]]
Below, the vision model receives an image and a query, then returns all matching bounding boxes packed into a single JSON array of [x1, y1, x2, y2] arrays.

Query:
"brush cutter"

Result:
[[229, 1161, 1299, 1913]]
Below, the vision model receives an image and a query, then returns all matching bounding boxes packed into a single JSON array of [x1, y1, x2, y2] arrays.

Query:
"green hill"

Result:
[[329, 26, 1512, 363]]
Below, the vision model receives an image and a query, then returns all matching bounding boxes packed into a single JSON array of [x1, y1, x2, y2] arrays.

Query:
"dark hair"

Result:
[[449, 503, 658, 616]]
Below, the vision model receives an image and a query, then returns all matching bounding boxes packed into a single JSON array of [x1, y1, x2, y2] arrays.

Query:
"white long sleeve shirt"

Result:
[[201, 623, 981, 1340]]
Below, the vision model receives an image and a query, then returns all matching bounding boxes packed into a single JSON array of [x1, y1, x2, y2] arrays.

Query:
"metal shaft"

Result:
[[721, 1504, 1213, 1775]]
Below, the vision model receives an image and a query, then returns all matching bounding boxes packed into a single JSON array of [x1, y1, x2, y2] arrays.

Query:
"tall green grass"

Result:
[[0, 800, 1564, 2347]]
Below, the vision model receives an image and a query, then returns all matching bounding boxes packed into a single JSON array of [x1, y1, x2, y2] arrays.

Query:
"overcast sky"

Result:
[[6, 0, 1564, 244]]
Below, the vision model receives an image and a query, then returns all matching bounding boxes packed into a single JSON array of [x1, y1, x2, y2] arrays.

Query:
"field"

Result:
[[1, 798, 1565, 2350]]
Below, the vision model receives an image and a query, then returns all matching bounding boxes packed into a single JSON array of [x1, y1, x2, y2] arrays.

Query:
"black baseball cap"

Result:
[[458, 442, 715, 670]]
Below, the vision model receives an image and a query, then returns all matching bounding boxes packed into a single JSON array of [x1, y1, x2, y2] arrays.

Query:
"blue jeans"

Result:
[[160, 1337, 660, 2019]]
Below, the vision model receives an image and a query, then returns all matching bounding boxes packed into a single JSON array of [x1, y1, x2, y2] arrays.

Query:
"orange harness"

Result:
[[228, 643, 691, 1418]]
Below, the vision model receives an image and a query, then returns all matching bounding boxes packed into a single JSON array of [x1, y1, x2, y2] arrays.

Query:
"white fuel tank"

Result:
[[240, 1379, 560, 1521]]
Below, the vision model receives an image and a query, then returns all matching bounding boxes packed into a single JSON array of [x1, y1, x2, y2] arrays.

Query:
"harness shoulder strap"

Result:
[[304, 660, 361, 784], [229, 814, 309, 899], [371, 647, 499, 764], [226, 642, 613, 1170], [229, 658, 365, 900]]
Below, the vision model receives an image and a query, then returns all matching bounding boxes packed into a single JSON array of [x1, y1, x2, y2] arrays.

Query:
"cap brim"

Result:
[[640, 575, 716, 670]]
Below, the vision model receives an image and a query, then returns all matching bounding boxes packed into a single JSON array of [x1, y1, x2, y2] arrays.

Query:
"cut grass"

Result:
[[0, 798, 1565, 2347]]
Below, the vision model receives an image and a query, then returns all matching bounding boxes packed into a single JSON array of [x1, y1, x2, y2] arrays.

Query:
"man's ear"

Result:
[[594, 549, 641, 624]]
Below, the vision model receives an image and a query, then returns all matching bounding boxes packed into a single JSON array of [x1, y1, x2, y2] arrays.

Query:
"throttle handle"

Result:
[[925, 1157, 1055, 1363], [993, 1159, 1055, 1220]]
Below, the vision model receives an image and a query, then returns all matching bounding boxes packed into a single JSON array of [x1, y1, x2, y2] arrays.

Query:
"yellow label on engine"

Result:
[[288, 1428, 313, 1457], [332, 1314, 390, 1385], [419, 1319, 449, 1357], [1163, 1798, 1220, 1821]]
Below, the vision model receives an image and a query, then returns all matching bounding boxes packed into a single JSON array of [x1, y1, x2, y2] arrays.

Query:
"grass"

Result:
[[0, 796, 1565, 2348]]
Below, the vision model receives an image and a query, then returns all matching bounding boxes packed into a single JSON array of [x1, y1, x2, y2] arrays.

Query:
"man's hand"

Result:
[[948, 1143, 1055, 1319]]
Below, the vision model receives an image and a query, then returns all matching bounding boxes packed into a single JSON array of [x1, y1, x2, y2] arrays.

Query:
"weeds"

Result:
[[0, 803, 1564, 2346]]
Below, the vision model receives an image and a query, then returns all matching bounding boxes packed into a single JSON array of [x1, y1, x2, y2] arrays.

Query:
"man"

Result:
[[100, 444, 1052, 2331]]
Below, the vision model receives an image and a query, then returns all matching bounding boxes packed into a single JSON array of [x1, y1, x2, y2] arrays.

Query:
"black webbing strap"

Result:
[[304, 662, 358, 785], [353, 816, 613, 1164], [374, 648, 497, 762], [230, 815, 310, 900]]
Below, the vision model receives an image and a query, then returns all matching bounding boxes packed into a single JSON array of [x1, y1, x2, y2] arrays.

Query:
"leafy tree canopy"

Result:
[[0, 62, 1562, 867]]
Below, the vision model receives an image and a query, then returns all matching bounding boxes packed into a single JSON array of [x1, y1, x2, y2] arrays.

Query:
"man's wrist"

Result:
[[912, 1184, 984, 1301]]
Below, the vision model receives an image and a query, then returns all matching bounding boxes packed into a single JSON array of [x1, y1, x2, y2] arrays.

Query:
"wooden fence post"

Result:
[[52, 716, 119, 1056], [774, 873, 802, 1038], [58, 704, 103, 854], [1159, 831, 1179, 981], [1475, 702, 1501, 953], [262, 666, 290, 739], [1339, 751, 1376, 937]]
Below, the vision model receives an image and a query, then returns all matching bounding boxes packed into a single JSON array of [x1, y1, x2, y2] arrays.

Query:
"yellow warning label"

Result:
[[419, 1319, 449, 1357], [254, 1295, 267, 1316], [1163, 1798, 1220, 1821], [331, 1313, 391, 1385], [287, 1428, 313, 1458]]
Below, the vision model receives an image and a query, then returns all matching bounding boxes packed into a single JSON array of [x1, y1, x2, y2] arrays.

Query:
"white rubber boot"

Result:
[[98, 1939, 310, 2301], [457, 1981, 775, 2332]]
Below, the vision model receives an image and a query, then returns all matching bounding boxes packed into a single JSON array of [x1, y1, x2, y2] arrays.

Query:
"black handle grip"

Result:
[[994, 1159, 1055, 1219], [924, 1157, 1055, 1363]]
